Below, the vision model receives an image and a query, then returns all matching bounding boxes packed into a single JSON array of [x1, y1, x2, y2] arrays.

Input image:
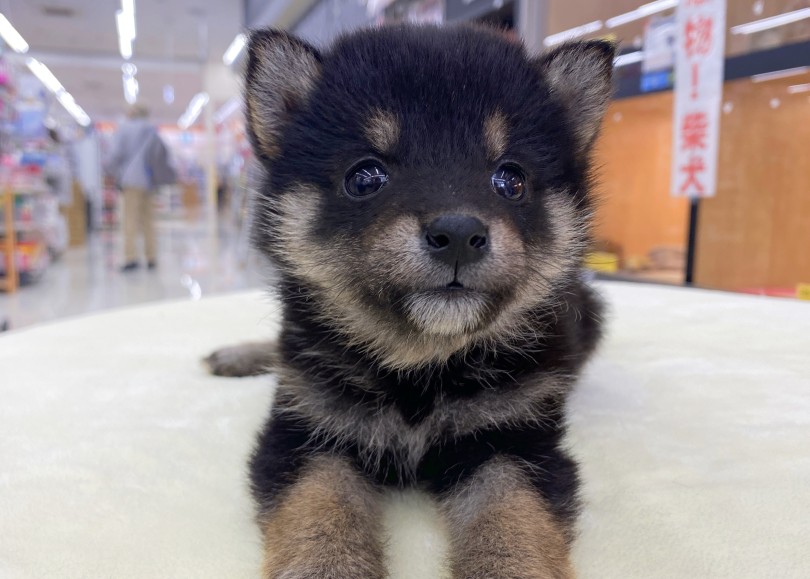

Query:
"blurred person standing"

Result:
[[105, 105, 175, 272]]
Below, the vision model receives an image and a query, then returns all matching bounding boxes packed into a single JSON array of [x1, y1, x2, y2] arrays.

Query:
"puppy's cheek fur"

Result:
[[262, 187, 586, 368], [509, 191, 587, 309], [265, 184, 362, 311]]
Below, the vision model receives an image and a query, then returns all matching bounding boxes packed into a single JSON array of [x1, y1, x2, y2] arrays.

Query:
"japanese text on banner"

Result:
[[671, 0, 726, 198]]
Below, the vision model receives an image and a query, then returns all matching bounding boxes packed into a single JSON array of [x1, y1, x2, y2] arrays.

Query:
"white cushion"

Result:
[[1, 283, 808, 578]]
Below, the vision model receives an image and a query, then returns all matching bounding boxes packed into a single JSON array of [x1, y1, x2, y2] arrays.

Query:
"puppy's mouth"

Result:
[[402, 280, 491, 336]]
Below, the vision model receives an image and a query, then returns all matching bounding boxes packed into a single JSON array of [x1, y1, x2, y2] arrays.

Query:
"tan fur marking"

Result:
[[364, 109, 400, 154], [483, 110, 509, 160], [443, 458, 574, 579], [258, 455, 386, 579]]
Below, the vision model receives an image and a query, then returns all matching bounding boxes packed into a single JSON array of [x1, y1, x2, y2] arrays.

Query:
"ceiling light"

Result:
[[606, 0, 678, 29], [122, 62, 138, 104], [163, 85, 175, 104], [123, 74, 138, 104], [787, 83, 810, 94], [26, 57, 91, 126], [213, 97, 241, 124], [0, 13, 29, 53], [116, 11, 133, 59], [751, 67, 809, 83], [116, 0, 136, 60], [121, 0, 137, 37], [614, 51, 644, 67], [26, 58, 64, 94], [56, 91, 92, 127], [178, 92, 209, 129], [223, 33, 247, 66], [731, 7, 810, 35], [544, 21, 603, 47]]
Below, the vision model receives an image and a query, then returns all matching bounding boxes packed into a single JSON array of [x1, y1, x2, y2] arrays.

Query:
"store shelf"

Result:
[[0, 223, 38, 234], [11, 185, 49, 196]]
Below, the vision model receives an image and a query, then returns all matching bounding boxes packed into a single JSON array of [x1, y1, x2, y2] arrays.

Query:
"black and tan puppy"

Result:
[[208, 24, 614, 578]]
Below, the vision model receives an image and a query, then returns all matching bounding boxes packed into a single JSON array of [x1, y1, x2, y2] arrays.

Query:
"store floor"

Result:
[[0, 216, 270, 331]]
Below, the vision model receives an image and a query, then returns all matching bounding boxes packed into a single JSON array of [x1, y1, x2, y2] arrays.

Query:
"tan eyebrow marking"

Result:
[[364, 109, 400, 154], [483, 109, 509, 160]]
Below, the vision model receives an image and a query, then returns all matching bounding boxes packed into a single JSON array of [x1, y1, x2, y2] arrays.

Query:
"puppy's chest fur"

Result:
[[271, 298, 593, 488]]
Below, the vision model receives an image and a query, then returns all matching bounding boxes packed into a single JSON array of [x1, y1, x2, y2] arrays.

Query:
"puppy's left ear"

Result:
[[244, 29, 322, 161], [536, 40, 616, 153]]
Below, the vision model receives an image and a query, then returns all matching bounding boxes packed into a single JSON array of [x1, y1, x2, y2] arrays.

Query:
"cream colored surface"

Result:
[[1, 283, 809, 578]]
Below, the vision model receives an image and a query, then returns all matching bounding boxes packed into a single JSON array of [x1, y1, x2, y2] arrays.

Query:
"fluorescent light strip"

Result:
[[787, 83, 810, 94], [116, 10, 133, 59], [26, 58, 91, 126], [122, 63, 138, 104], [751, 67, 809, 83], [606, 0, 678, 29], [543, 20, 603, 47], [223, 33, 247, 66], [123, 74, 138, 104], [178, 92, 210, 129], [0, 13, 29, 53], [116, 0, 136, 60], [613, 51, 644, 67], [122, 0, 136, 38], [57, 91, 91, 126], [26, 58, 64, 93], [731, 7, 810, 35], [213, 97, 241, 124]]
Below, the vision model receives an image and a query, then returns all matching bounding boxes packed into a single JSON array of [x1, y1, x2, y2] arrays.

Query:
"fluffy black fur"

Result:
[[240, 23, 614, 575]]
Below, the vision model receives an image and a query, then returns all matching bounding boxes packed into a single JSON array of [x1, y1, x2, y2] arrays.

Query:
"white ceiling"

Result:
[[2, 0, 244, 123]]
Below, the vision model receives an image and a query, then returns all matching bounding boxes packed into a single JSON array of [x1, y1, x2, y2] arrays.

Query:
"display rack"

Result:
[[0, 175, 50, 290]]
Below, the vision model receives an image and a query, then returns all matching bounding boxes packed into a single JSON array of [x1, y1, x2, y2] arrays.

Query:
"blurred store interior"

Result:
[[0, 0, 808, 330]]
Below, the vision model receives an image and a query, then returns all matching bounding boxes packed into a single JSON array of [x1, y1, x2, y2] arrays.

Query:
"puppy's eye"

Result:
[[491, 165, 526, 201], [345, 163, 389, 198]]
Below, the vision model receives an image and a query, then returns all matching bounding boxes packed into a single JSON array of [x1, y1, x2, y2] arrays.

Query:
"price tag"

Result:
[[797, 284, 810, 301]]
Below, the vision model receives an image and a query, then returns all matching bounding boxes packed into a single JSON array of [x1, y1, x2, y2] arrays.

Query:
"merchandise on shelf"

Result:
[[1, 159, 60, 286]]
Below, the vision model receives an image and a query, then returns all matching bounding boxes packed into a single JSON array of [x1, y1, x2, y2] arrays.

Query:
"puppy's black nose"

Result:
[[425, 215, 488, 268]]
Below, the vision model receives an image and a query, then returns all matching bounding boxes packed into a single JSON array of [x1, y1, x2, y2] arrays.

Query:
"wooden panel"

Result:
[[695, 73, 810, 291], [592, 91, 690, 268]]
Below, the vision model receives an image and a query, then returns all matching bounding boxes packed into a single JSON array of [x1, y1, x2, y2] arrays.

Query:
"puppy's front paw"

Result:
[[204, 347, 250, 377], [203, 341, 276, 377]]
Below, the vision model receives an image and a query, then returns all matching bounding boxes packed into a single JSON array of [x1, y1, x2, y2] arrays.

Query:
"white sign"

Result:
[[642, 15, 676, 74], [671, 0, 726, 198]]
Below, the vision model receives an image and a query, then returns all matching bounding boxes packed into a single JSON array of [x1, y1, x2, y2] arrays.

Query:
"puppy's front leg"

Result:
[[258, 455, 387, 579], [443, 457, 575, 579]]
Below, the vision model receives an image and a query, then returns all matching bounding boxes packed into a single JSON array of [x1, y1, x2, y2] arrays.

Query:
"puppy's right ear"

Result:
[[244, 29, 322, 160]]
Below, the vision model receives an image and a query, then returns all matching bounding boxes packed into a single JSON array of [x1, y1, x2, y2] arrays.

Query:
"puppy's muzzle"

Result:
[[424, 214, 489, 269]]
